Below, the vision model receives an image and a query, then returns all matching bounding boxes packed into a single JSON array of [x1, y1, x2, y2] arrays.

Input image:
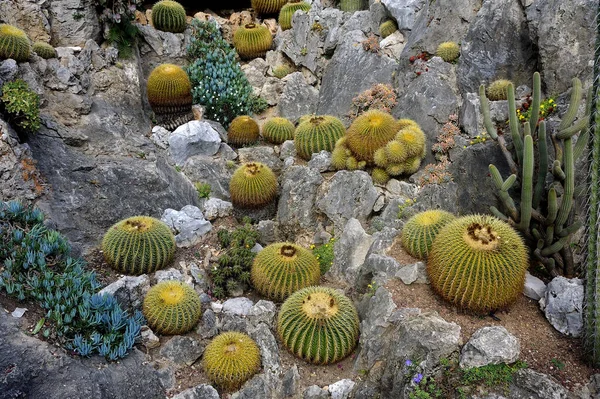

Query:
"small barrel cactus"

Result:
[[401, 210, 456, 259], [340, 0, 364, 12], [203, 331, 261, 391], [32, 41, 56, 59], [385, 163, 405, 176], [102, 216, 176, 275], [279, 1, 311, 30], [384, 140, 408, 163], [228, 115, 260, 147], [436, 41, 460, 62], [143, 281, 201, 334], [251, 242, 321, 301], [487, 79, 513, 101], [379, 19, 398, 38], [371, 167, 390, 185], [278, 286, 360, 364], [151, 0, 187, 33], [395, 125, 426, 158], [331, 144, 349, 170], [147, 63, 192, 114], [262, 117, 295, 144], [0, 24, 31, 62], [251, 0, 287, 14], [294, 115, 346, 160], [233, 23, 273, 60], [230, 162, 278, 208], [402, 156, 422, 175], [346, 110, 398, 163], [427, 214, 529, 313]]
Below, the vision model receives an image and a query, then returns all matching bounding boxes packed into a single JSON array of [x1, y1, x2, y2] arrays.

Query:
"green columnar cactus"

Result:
[[346, 110, 398, 162], [480, 72, 590, 277], [151, 0, 187, 33], [228, 115, 260, 146], [147, 63, 192, 114], [230, 162, 278, 208], [251, 242, 321, 301], [0, 24, 31, 62], [252, 0, 287, 14], [262, 117, 295, 144], [379, 20, 398, 39], [32, 41, 56, 59], [279, 1, 311, 31], [401, 210, 456, 259], [340, 0, 364, 12], [233, 23, 273, 60], [102, 216, 176, 275], [436, 41, 460, 62], [294, 115, 346, 160], [203, 332, 261, 391], [278, 286, 359, 364], [427, 215, 529, 312], [486, 79, 513, 101], [143, 281, 201, 334]]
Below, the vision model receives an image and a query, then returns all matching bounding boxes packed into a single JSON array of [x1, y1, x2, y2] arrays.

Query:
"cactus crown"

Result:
[[262, 117, 295, 144], [0, 24, 31, 62], [143, 280, 201, 335], [147, 63, 192, 114], [233, 23, 273, 60], [346, 109, 398, 162], [279, 1, 311, 31], [228, 115, 260, 147], [151, 0, 187, 33], [294, 115, 346, 160], [230, 162, 278, 208], [401, 210, 456, 259]]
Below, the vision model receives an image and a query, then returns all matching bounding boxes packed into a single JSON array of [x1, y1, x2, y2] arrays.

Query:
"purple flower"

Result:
[[413, 373, 423, 384], [405, 359, 413, 367]]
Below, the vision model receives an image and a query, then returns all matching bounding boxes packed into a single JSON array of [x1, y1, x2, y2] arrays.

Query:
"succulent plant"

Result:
[[262, 117, 295, 144], [427, 215, 529, 312], [102, 216, 176, 275], [0, 24, 31, 62], [402, 156, 422, 175], [397, 118, 420, 131], [340, 0, 364, 12], [395, 126, 427, 158], [272, 64, 294, 79], [147, 63, 192, 114], [228, 115, 260, 146], [373, 147, 388, 167], [371, 167, 390, 185], [252, 243, 321, 301], [486, 79, 513, 101], [379, 20, 398, 38], [346, 110, 398, 163], [384, 140, 408, 163], [294, 115, 346, 160], [331, 145, 349, 169], [233, 23, 273, 60], [385, 163, 404, 176], [279, 1, 311, 30], [401, 210, 456, 259], [151, 0, 187, 33], [143, 281, 201, 335], [203, 331, 261, 391], [230, 162, 278, 208], [278, 286, 360, 364], [32, 41, 56, 59], [436, 41, 460, 62], [252, 0, 287, 14]]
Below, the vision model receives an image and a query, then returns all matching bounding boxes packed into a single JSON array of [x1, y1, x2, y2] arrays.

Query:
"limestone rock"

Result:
[[303, 385, 329, 399], [160, 336, 204, 366], [183, 155, 232, 200], [328, 218, 374, 285], [171, 384, 220, 399], [278, 72, 319, 123], [277, 166, 324, 233], [380, 0, 426, 32], [169, 121, 222, 166], [49, 0, 101, 47], [202, 198, 233, 221], [395, 262, 428, 285], [308, 151, 333, 172], [460, 326, 520, 368], [509, 369, 568, 399], [329, 379, 355, 399], [0, 0, 51, 43], [222, 297, 254, 316], [161, 205, 212, 248], [98, 275, 150, 311], [523, 272, 547, 301], [238, 146, 284, 172], [540, 277, 583, 337]]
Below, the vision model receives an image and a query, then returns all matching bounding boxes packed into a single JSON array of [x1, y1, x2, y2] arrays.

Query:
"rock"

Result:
[[156, 366, 176, 390], [154, 268, 184, 283], [247, 300, 277, 328], [308, 151, 333, 172], [98, 275, 150, 311], [159, 336, 204, 366], [524, 272, 547, 301], [317, 171, 378, 230], [190, 262, 209, 291], [251, 243, 263, 253], [222, 297, 254, 316], [329, 218, 374, 285], [183, 155, 232, 200], [380, 31, 405, 60], [161, 205, 212, 248], [211, 302, 223, 313], [242, 63, 267, 89], [460, 326, 520, 368], [238, 146, 284, 172], [221, 313, 249, 333], [151, 126, 170, 149], [380, 0, 426, 32], [373, 194, 386, 212], [202, 198, 233, 221], [169, 121, 222, 166], [395, 262, 428, 285], [278, 8, 326, 74], [303, 385, 330, 399], [49, 0, 101, 46], [172, 384, 220, 399], [218, 142, 238, 161], [197, 309, 218, 339], [376, 197, 410, 230], [280, 140, 297, 159], [261, 77, 284, 106], [231, 374, 275, 399], [540, 277, 584, 337], [509, 369, 568, 399], [247, 323, 281, 393], [138, 24, 188, 65], [11, 308, 27, 318], [281, 365, 300, 397], [278, 72, 319, 123], [329, 379, 355, 399], [0, 59, 18, 88], [141, 327, 160, 349], [256, 220, 282, 245], [277, 166, 324, 233], [0, 0, 51, 43], [359, 254, 400, 287]]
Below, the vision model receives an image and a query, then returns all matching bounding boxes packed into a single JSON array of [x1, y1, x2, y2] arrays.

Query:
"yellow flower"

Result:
[[310, 244, 315, 249]]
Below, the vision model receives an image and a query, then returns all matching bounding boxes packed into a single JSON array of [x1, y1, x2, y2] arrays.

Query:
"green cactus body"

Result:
[[252, 0, 287, 14], [436, 41, 460, 62], [0, 24, 31, 62], [340, 0, 364, 12], [203, 331, 261, 391], [233, 23, 273, 60], [142, 281, 201, 334], [386, 163, 405, 176], [251, 242, 321, 301], [487, 79, 513, 101], [32, 41, 56, 59], [373, 147, 389, 167], [147, 63, 192, 114], [331, 144, 349, 170], [371, 167, 390, 185], [427, 215, 529, 312], [230, 162, 278, 208], [151, 0, 187, 33], [294, 115, 346, 160], [279, 1, 311, 31], [228, 115, 260, 146], [401, 210, 456, 259], [397, 118, 420, 131], [278, 286, 359, 364], [346, 156, 359, 170], [395, 126, 427, 158], [384, 140, 408, 163], [346, 110, 398, 163], [402, 156, 422, 175], [102, 216, 176, 275], [262, 117, 295, 144], [379, 20, 398, 38]]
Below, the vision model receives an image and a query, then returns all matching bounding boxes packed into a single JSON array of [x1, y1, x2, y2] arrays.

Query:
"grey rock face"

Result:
[[540, 277, 584, 337], [222, 297, 254, 316], [202, 198, 233, 221], [138, 24, 189, 68], [98, 275, 150, 311], [359, 254, 401, 287], [280, 140, 297, 160], [524, 272, 547, 301], [308, 151, 333, 172], [171, 384, 220, 399], [154, 268, 184, 283], [329, 218, 374, 285], [168, 121, 222, 166], [277, 165, 324, 232], [278, 72, 319, 123], [460, 326, 520, 368], [395, 262, 428, 285], [0, 0, 51, 43], [161, 205, 212, 248], [329, 379, 355, 399], [381, 0, 426, 32], [159, 336, 204, 366], [303, 385, 330, 399], [247, 300, 277, 328], [281, 365, 300, 397], [183, 155, 232, 200], [49, 0, 101, 46], [509, 369, 568, 399], [0, 59, 18, 88], [197, 309, 218, 339], [238, 146, 284, 172]]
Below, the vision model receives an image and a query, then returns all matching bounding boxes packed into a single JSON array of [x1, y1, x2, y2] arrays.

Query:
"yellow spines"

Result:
[[233, 23, 273, 60], [146, 63, 192, 114], [395, 126, 426, 158], [436, 41, 460, 62], [346, 110, 398, 163], [487, 79, 513, 101], [228, 115, 260, 147], [0, 24, 31, 62], [252, 0, 287, 14], [401, 210, 456, 259], [379, 19, 398, 38], [32, 41, 56, 59], [142, 281, 201, 335], [371, 167, 390, 185], [230, 162, 278, 208]]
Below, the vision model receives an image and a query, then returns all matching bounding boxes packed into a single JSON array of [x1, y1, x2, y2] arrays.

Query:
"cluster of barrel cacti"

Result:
[[146, 63, 193, 130], [0, 24, 31, 62], [233, 23, 273, 60]]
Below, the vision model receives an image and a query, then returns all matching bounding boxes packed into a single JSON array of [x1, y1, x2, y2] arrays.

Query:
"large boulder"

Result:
[[168, 121, 222, 166], [540, 277, 584, 337], [48, 0, 101, 47], [277, 165, 324, 234], [328, 218, 374, 286], [380, 0, 426, 33], [460, 326, 520, 368]]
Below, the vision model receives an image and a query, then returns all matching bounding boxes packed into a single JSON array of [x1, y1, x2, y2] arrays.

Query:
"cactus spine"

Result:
[[340, 0, 364, 12], [0, 24, 31, 62], [262, 117, 295, 144], [279, 1, 311, 31], [228, 115, 260, 147], [230, 162, 278, 208], [252, 0, 287, 14], [294, 115, 346, 160], [143, 281, 201, 334], [436, 41, 460, 62], [151, 0, 187, 33], [486, 79, 513, 101], [233, 23, 273, 60], [32, 41, 56, 59], [401, 210, 456, 259]]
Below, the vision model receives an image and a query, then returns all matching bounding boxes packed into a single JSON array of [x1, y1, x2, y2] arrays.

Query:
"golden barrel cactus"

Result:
[[401, 210, 456, 259], [146, 63, 192, 114], [143, 281, 202, 335], [0, 24, 31, 62], [230, 162, 278, 208], [262, 117, 295, 144], [233, 23, 273, 60], [228, 115, 260, 147], [294, 115, 346, 160], [346, 110, 398, 163]]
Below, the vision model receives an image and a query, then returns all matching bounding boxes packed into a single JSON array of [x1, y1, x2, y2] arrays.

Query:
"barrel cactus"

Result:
[[233, 23, 273, 60], [487, 79, 513, 101], [279, 1, 311, 30], [401, 210, 456, 259], [102, 216, 176, 275], [203, 331, 261, 391], [251, 242, 321, 301], [294, 115, 346, 160], [32, 41, 56, 59], [262, 117, 295, 144], [278, 286, 360, 364], [395, 126, 427, 158], [251, 0, 286, 14], [340, 0, 364, 12], [436, 41, 460, 62], [228, 115, 260, 147], [230, 162, 278, 208], [379, 20, 398, 38], [427, 214, 529, 313], [371, 167, 390, 185], [0, 24, 31, 62], [346, 110, 398, 163], [147, 63, 192, 114], [151, 0, 187, 33], [143, 281, 201, 335]]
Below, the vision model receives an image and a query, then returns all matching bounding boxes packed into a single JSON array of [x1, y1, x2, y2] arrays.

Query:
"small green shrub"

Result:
[[461, 361, 527, 387], [195, 182, 211, 199], [106, 19, 139, 59], [1, 79, 41, 133], [311, 238, 335, 274]]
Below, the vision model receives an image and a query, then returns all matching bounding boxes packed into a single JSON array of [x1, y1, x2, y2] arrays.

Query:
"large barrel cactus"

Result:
[[262, 117, 295, 144], [230, 162, 278, 208], [147, 63, 192, 114], [294, 115, 346, 160], [102, 216, 176, 275], [401, 210, 456, 259], [228, 115, 260, 147], [279, 1, 311, 31], [233, 23, 273, 60], [0, 24, 31, 62], [151, 0, 187, 33], [143, 281, 201, 334], [346, 110, 398, 163]]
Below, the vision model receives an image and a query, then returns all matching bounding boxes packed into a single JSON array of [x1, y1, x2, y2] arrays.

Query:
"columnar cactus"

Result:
[[345, 110, 398, 163], [0, 24, 31, 62], [143, 281, 201, 334], [233, 23, 273, 60], [151, 0, 187, 33], [32, 41, 56, 59], [262, 117, 295, 144], [279, 1, 311, 31], [379, 20, 398, 39], [340, 0, 364, 12], [230, 162, 278, 208], [228, 115, 260, 146], [294, 115, 346, 160], [252, 0, 287, 15], [401, 210, 456, 259], [147, 63, 192, 114], [436, 41, 460, 62]]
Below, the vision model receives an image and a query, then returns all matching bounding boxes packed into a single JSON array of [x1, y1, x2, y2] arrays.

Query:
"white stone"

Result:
[[328, 379, 355, 399], [523, 272, 547, 301]]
